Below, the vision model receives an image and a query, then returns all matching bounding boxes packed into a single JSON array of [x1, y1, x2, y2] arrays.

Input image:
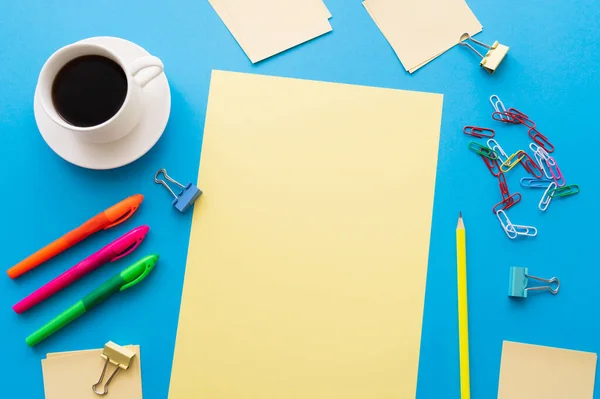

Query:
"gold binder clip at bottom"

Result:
[[459, 33, 509, 74], [92, 341, 136, 396]]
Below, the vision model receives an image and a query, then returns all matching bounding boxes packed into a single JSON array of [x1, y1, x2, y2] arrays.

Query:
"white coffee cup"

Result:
[[37, 41, 164, 144]]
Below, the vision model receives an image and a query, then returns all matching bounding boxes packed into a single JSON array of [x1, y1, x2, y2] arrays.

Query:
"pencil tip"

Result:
[[457, 212, 465, 229]]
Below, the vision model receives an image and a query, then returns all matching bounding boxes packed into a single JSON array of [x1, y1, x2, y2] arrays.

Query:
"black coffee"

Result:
[[51, 55, 127, 127]]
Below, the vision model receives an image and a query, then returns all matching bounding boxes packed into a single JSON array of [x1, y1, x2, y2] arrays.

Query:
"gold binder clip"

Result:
[[92, 341, 136, 396], [459, 33, 509, 74]]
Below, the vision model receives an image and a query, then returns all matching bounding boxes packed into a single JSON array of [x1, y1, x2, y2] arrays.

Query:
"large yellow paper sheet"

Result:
[[42, 346, 142, 399], [498, 341, 597, 399], [364, 0, 482, 72], [169, 71, 443, 399]]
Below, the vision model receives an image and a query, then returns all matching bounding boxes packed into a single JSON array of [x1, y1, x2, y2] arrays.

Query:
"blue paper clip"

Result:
[[154, 169, 202, 213], [520, 177, 553, 188], [508, 267, 559, 298]]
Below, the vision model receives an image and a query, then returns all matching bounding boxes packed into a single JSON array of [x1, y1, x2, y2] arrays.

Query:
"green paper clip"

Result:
[[468, 141, 498, 160], [549, 184, 580, 198]]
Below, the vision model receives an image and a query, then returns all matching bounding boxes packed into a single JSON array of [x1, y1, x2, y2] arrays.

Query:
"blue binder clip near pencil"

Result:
[[154, 169, 202, 213], [508, 266, 560, 298]]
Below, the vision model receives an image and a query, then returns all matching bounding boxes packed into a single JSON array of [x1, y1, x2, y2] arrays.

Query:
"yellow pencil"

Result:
[[457, 212, 470, 399]]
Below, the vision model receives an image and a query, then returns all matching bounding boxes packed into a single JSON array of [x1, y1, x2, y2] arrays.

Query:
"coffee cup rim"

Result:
[[39, 42, 133, 132]]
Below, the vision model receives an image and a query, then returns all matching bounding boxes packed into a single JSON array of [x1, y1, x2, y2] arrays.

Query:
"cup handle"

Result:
[[128, 56, 164, 88]]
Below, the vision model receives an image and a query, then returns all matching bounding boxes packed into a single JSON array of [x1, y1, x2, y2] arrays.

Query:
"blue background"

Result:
[[1, 0, 599, 397]]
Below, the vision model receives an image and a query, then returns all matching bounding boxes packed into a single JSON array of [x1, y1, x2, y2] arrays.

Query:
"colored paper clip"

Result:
[[468, 141, 498, 160], [528, 127, 555, 153], [508, 267, 559, 298], [459, 33, 509, 74], [507, 108, 529, 121], [498, 173, 510, 199], [492, 192, 522, 214], [492, 111, 520, 124], [500, 151, 525, 173], [490, 94, 508, 117], [539, 182, 557, 211], [463, 126, 495, 138], [550, 184, 580, 198], [482, 155, 501, 177], [487, 139, 509, 164], [519, 151, 544, 179], [154, 169, 203, 213], [545, 158, 565, 186], [520, 177, 553, 188], [507, 108, 536, 129], [93, 341, 136, 395]]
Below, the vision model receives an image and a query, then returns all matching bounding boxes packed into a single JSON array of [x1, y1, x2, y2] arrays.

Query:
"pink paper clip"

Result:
[[528, 128, 555, 153], [546, 157, 566, 186], [492, 192, 522, 214]]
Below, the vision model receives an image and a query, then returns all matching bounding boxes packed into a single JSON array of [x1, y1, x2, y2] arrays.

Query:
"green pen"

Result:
[[26, 254, 158, 346]]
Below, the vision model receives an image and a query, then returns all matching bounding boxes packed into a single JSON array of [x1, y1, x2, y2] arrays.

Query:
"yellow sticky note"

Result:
[[208, 0, 332, 63], [169, 71, 443, 399], [42, 346, 142, 399], [498, 341, 597, 399], [363, 0, 482, 72]]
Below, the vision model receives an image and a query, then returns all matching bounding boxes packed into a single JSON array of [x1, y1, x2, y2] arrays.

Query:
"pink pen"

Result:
[[13, 225, 149, 314]]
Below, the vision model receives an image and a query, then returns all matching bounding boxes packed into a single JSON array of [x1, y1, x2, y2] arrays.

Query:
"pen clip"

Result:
[[104, 206, 138, 230], [111, 237, 144, 262], [120, 258, 155, 291]]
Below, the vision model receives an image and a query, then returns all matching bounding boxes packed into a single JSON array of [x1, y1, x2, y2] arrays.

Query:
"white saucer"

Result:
[[34, 36, 171, 170]]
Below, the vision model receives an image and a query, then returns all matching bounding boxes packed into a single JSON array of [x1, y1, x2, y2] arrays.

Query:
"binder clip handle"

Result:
[[154, 169, 202, 213], [154, 169, 185, 199], [459, 33, 488, 58], [92, 341, 136, 396], [526, 274, 560, 295]]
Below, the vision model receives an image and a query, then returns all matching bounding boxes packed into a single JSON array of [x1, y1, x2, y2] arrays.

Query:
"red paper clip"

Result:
[[507, 108, 529, 120], [507, 108, 536, 129], [492, 111, 520, 124], [464, 126, 495, 138], [482, 155, 501, 177], [528, 128, 555, 153], [498, 172, 510, 199], [520, 151, 544, 179], [492, 192, 522, 214]]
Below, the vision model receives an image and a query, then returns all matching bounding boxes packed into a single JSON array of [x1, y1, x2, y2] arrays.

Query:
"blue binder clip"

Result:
[[508, 267, 560, 298], [154, 169, 202, 213]]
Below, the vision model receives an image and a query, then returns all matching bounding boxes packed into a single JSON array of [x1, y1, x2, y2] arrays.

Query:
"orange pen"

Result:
[[7, 194, 144, 279]]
